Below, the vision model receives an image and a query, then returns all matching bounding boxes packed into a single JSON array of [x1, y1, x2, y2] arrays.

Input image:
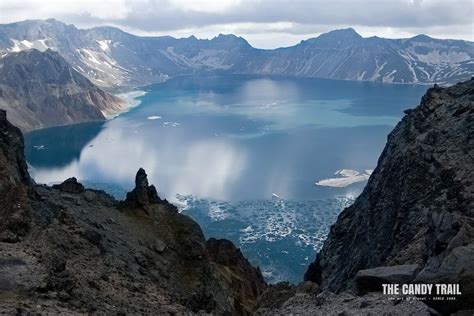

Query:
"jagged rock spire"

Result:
[[123, 168, 161, 210]]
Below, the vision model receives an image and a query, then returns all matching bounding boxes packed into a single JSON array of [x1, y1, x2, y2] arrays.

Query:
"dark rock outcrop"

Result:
[[52, 177, 84, 193], [354, 264, 419, 294], [122, 168, 162, 210], [0, 110, 266, 314], [305, 79, 474, 313], [0, 110, 31, 242], [0, 49, 126, 131], [206, 238, 267, 314], [256, 291, 435, 315], [255, 281, 320, 313]]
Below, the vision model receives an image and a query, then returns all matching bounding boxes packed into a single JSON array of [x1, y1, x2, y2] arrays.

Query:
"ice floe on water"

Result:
[[163, 121, 180, 127], [315, 169, 373, 187], [179, 195, 354, 283], [271, 193, 284, 200], [261, 267, 286, 283], [208, 203, 229, 221], [240, 225, 254, 233], [147, 115, 162, 120]]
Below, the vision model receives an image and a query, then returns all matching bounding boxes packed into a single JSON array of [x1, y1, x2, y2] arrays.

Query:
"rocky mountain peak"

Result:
[[212, 33, 252, 48], [317, 27, 362, 41], [409, 34, 434, 42], [0, 48, 84, 86], [301, 27, 364, 49], [2, 19, 472, 86], [329, 27, 361, 36]]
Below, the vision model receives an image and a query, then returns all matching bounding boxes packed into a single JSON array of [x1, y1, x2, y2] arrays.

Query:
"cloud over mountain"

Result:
[[1, 0, 472, 48]]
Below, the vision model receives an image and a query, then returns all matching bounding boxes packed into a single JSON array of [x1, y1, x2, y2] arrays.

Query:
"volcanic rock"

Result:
[[0, 110, 267, 314], [52, 177, 85, 193], [122, 168, 162, 211], [354, 264, 419, 294], [0, 49, 126, 131], [305, 78, 474, 313]]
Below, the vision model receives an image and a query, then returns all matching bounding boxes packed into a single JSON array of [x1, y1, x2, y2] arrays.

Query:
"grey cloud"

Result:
[[60, 0, 473, 34]]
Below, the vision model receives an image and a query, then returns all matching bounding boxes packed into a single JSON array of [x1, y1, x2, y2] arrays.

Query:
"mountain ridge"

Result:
[[1, 19, 472, 90]]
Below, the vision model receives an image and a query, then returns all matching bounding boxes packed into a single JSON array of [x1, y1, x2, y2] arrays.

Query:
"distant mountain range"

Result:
[[0, 49, 125, 131], [1, 19, 473, 89]]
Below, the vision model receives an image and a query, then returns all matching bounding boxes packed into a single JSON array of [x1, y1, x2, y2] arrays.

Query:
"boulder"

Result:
[[416, 243, 474, 314], [354, 264, 419, 294], [53, 177, 84, 193], [255, 282, 297, 311], [153, 239, 167, 253]]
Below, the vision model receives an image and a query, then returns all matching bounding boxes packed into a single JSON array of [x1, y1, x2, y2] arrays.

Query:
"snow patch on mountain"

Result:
[[9, 38, 51, 52], [96, 40, 111, 51]]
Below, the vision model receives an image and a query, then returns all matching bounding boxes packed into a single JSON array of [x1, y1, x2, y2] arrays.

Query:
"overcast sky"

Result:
[[1, 0, 473, 48]]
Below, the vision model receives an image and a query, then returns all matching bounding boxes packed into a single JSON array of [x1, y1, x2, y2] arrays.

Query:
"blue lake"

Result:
[[24, 75, 427, 283]]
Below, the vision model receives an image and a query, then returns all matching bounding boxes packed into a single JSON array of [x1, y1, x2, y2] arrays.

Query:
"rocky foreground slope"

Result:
[[304, 78, 474, 313], [0, 49, 126, 131], [0, 110, 435, 316], [0, 109, 266, 314]]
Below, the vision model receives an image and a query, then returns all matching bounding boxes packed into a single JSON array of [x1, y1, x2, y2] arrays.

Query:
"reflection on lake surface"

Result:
[[25, 75, 427, 282]]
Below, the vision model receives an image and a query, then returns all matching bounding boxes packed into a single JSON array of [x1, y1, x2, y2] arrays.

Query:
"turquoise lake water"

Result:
[[25, 75, 427, 283]]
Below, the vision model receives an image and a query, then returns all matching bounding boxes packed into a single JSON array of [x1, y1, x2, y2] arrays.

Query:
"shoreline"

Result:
[[108, 89, 148, 118], [24, 73, 434, 135], [24, 88, 149, 134]]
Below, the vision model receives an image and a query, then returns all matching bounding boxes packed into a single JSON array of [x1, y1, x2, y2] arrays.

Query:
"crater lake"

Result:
[[25, 74, 427, 282]]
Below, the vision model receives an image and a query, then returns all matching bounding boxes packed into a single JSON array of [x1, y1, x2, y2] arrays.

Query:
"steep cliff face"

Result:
[[305, 79, 474, 312], [0, 110, 31, 242], [0, 49, 126, 131], [0, 110, 266, 314], [207, 238, 267, 314]]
